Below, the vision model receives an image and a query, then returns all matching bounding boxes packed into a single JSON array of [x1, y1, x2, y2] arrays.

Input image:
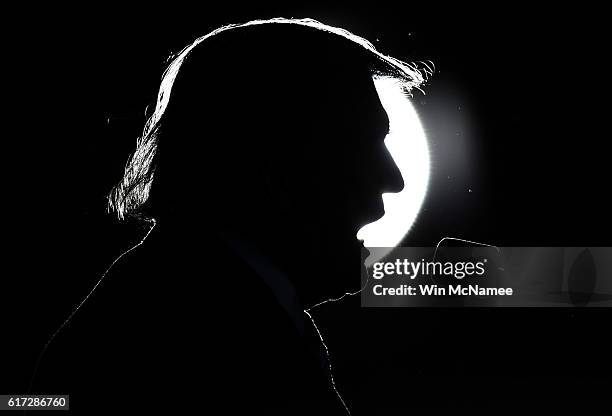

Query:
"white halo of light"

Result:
[[357, 76, 430, 265]]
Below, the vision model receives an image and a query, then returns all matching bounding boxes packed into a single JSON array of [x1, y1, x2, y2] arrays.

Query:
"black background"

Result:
[[4, 3, 611, 412]]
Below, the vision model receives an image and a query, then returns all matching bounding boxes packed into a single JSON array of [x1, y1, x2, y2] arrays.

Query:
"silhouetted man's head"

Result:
[[109, 19, 427, 303]]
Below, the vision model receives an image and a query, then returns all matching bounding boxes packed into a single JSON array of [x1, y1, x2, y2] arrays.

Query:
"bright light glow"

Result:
[[357, 77, 430, 263]]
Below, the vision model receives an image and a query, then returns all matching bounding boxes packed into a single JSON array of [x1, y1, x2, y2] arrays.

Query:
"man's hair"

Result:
[[108, 17, 432, 221]]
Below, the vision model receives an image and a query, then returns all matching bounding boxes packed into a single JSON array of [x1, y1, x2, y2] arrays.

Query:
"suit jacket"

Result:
[[33, 226, 347, 414]]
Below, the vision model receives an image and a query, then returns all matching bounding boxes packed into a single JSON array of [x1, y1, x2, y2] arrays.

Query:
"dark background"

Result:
[[4, 3, 611, 413]]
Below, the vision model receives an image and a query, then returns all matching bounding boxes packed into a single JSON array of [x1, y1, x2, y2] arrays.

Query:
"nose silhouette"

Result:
[[380, 143, 404, 194]]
